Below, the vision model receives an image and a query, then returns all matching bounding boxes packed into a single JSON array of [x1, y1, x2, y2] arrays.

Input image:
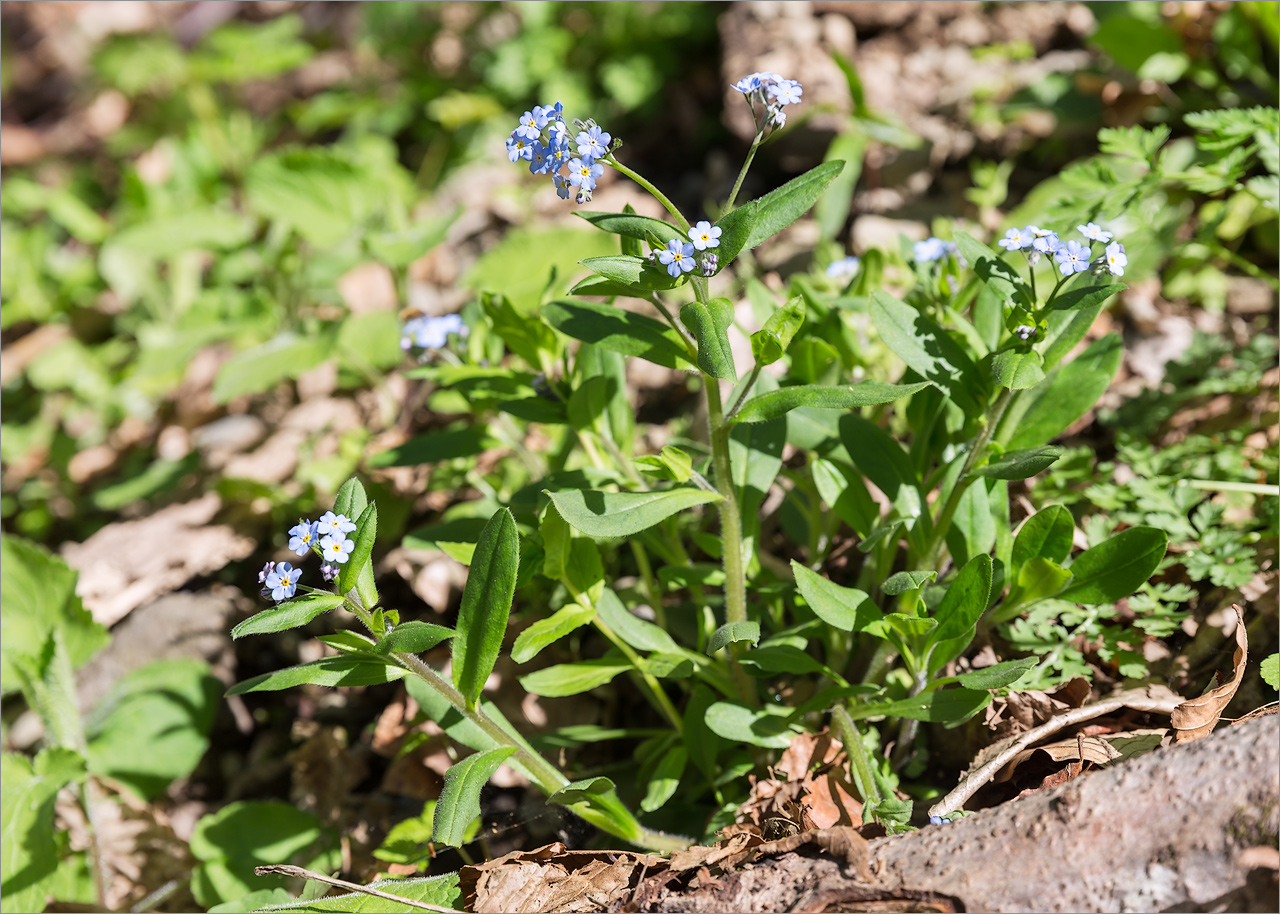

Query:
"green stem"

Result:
[[831, 705, 885, 806], [725, 128, 765, 213], [630, 540, 666, 630], [724, 364, 763, 422], [604, 156, 690, 233], [922, 386, 1014, 571]]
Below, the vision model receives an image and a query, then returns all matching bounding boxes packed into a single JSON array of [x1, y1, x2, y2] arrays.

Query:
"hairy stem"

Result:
[[725, 128, 765, 212], [605, 156, 690, 233]]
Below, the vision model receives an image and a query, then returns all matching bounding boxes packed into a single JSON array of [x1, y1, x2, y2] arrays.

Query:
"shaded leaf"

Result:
[[709, 621, 761, 654], [973, 446, 1064, 480], [542, 299, 693, 370], [453, 509, 519, 709], [433, 749, 516, 847], [705, 701, 800, 748], [846, 688, 991, 723], [882, 570, 937, 596], [733, 381, 932, 424], [990, 349, 1045, 390], [546, 488, 720, 539], [374, 622, 455, 655], [870, 291, 982, 415], [955, 657, 1038, 690], [518, 657, 631, 697], [511, 603, 596, 664], [750, 296, 805, 367], [226, 656, 408, 694]]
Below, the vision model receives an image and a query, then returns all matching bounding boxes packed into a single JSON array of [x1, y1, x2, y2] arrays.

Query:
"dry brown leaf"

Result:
[[995, 734, 1121, 784], [461, 843, 662, 914], [982, 677, 1091, 739], [1171, 605, 1247, 743]]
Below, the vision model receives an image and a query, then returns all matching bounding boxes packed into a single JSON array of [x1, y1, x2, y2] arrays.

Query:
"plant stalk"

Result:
[[605, 156, 690, 233]]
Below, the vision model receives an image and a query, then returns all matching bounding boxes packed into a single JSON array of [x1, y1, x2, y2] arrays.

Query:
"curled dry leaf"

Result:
[[460, 842, 662, 914], [1171, 605, 1247, 743]]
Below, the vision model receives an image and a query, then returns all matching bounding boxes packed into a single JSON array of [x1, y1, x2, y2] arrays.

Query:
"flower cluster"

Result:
[[506, 101, 613, 205], [731, 71, 803, 129], [654, 220, 722, 279], [913, 237, 958, 263], [998, 222, 1127, 277], [825, 256, 861, 281], [259, 510, 360, 602], [401, 313, 467, 352]]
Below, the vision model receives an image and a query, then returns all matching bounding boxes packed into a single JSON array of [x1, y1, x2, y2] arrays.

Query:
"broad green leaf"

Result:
[[189, 801, 333, 908], [464, 228, 616, 314], [453, 509, 519, 709], [251, 874, 462, 913], [973, 446, 1064, 480], [333, 478, 369, 523], [1, 535, 108, 697], [481, 292, 561, 367], [815, 130, 867, 240], [518, 657, 631, 697], [743, 161, 845, 250], [1, 748, 86, 914], [337, 503, 377, 595], [317, 632, 377, 654], [946, 479, 995, 567], [547, 776, 618, 805], [954, 657, 1038, 690], [634, 446, 694, 483], [1013, 557, 1073, 606], [565, 538, 605, 604], [791, 563, 881, 633], [882, 570, 937, 596], [749, 295, 805, 367], [1060, 527, 1167, 604], [569, 275, 640, 298], [542, 299, 694, 370], [930, 555, 993, 645], [990, 349, 1045, 390], [546, 488, 720, 538], [366, 210, 456, 268], [708, 621, 761, 653], [1046, 282, 1126, 313], [367, 426, 495, 467], [682, 685, 722, 779], [953, 232, 1025, 303], [432, 748, 516, 847], [733, 381, 932, 424], [739, 645, 831, 677], [373, 622, 455, 655], [511, 603, 596, 664], [85, 660, 220, 800], [638, 651, 693, 678], [729, 412, 785, 523], [704, 701, 800, 749], [811, 458, 879, 539], [839, 415, 922, 518], [576, 211, 686, 245], [870, 291, 982, 415], [1261, 653, 1279, 690], [1007, 335, 1123, 449], [711, 201, 757, 269], [226, 656, 408, 694], [568, 375, 617, 438], [1012, 505, 1075, 576], [577, 254, 683, 292], [246, 149, 382, 248], [680, 298, 737, 380], [641, 745, 686, 813], [1041, 295, 1115, 372], [210, 331, 333, 404], [538, 508, 572, 583], [846, 688, 991, 723], [595, 588, 678, 653], [886, 614, 937, 639]]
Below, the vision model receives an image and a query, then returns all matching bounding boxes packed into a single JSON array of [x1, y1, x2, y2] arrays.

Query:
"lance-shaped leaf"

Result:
[[231, 594, 346, 639], [750, 295, 804, 366], [792, 562, 882, 632], [733, 380, 932, 424], [545, 487, 721, 538], [337, 503, 377, 595], [578, 254, 683, 292], [452, 508, 519, 709], [711, 201, 757, 270], [1012, 504, 1074, 577], [990, 348, 1045, 390], [368, 427, 495, 467], [870, 290, 983, 415], [846, 688, 991, 723], [953, 231, 1028, 304], [595, 587, 678, 653], [542, 299, 694, 370], [512, 602, 596, 664], [882, 570, 937, 595], [226, 655, 409, 694], [680, 298, 737, 380], [373, 622, 455, 655], [743, 160, 845, 250], [575, 211, 686, 246], [1007, 335, 1122, 449], [705, 701, 800, 748], [432, 748, 516, 847], [1059, 526, 1167, 604], [519, 656, 631, 697], [954, 657, 1038, 690], [973, 445, 1064, 480], [929, 554, 993, 646], [333, 477, 369, 522], [708, 621, 761, 654]]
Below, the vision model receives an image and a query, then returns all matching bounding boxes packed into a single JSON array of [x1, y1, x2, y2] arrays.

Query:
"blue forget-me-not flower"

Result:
[[658, 239, 697, 278], [576, 126, 611, 159], [506, 101, 614, 206], [1104, 241, 1127, 276], [998, 227, 1032, 250], [401, 313, 467, 352], [826, 256, 861, 280], [321, 533, 355, 565], [913, 237, 950, 262], [317, 511, 358, 537], [731, 71, 803, 134], [1078, 222, 1113, 243], [288, 520, 319, 556], [264, 562, 299, 602], [1055, 239, 1091, 275], [691, 221, 722, 251]]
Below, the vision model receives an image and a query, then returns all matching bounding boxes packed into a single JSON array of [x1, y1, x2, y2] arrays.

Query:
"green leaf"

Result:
[[1007, 335, 1122, 449], [209, 331, 333, 403], [815, 130, 867, 240], [641, 746, 686, 813], [1012, 505, 1075, 576], [973, 446, 1064, 480], [743, 161, 845, 250], [1046, 282, 1126, 314], [839, 415, 922, 519], [955, 657, 1038, 690], [246, 149, 383, 248], [333, 478, 369, 523], [870, 291, 982, 415], [634, 446, 694, 483], [250, 875, 462, 913], [1, 535, 108, 697], [595, 588, 678, 653], [337, 503, 377, 596], [990, 349, 1045, 390], [577, 254, 683, 292], [953, 232, 1025, 303], [704, 701, 800, 749], [1261, 653, 1279, 690], [749, 295, 805, 367], [465, 228, 617, 314], [86, 660, 220, 800], [708, 621, 761, 654], [930, 555, 993, 645], [680, 298, 737, 380], [1013, 557, 1073, 607], [711, 201, 757, 269], [791, 563, 881, 632], [511, 603, 596, 664], [366, 211, 456, 269], [576, 211, 686, 246], [1060, 527, 1167, 604], [846, 688, 991, 723], [811, 458, 879, 539], [226, 656, 408, 695], [1, 748, 86, 914], [545, 487, 720, 538], [518, 657, 631, 697], [367, 426, 495, 467], [882, 570, 937, 596], [373, 622, 455, 655], [452, 509, 519, 710], [432, 748, 516, 847], [733, 381, 932, 424], [542, 299, 694, 370], [739, 645, 831, 677]]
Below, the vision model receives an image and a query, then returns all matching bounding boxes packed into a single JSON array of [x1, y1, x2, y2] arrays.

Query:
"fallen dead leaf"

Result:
[[982, 677, 1092, 739], [460, 843, 662, 914], [1171, 605, 1247, 743]]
